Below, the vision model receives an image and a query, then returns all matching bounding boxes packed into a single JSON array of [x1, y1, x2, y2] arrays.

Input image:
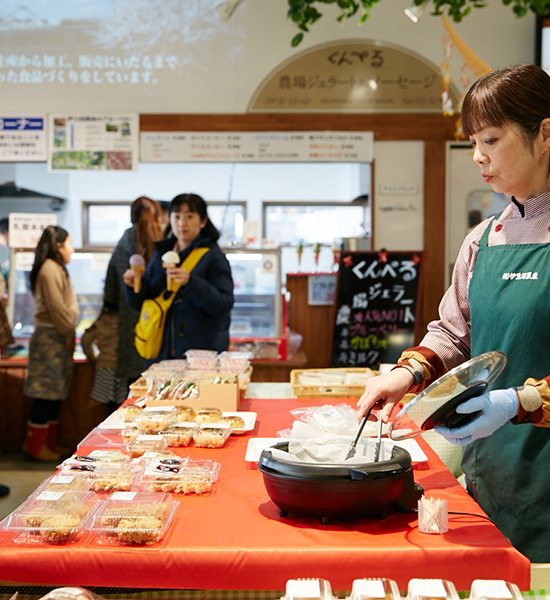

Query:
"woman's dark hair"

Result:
[[461, 64, 550, 143], [130, 196, 163, 262], [30, 225, 70, 294], [166, 193, 220, 242]]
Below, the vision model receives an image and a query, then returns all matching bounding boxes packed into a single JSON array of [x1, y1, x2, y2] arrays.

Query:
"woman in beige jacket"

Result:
[[23, 225, 78, 461]]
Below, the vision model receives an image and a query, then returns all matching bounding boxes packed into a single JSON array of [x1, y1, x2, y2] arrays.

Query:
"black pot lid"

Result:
[[388, 350, 507, 441]]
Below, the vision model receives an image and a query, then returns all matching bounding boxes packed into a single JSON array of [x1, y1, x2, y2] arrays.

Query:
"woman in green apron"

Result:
[[357, 63, 550, 563]]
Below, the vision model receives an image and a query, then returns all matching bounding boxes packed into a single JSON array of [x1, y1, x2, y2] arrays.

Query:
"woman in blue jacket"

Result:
[[123, 193, 234, 362]]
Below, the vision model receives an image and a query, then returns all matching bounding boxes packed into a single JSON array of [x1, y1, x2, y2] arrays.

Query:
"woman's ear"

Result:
[[540, 118, 550, 154]]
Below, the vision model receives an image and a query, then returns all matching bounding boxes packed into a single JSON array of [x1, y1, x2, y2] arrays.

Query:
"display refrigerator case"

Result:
[[6, 247, 285, 360]]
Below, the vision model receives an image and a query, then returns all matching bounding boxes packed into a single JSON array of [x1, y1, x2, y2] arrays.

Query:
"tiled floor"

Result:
[[0, 452, 58, 522]]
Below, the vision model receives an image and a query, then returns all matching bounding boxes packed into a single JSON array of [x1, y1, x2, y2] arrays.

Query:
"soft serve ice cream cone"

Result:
[[161, 250, 180, 291], [129, 254, 146, 293]]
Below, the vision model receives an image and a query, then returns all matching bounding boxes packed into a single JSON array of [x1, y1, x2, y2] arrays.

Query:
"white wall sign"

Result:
[[140, 131, 374, 163], [0, 115, 46, 162], [9, 213, 58, 248], [48, 113, 139, 171]]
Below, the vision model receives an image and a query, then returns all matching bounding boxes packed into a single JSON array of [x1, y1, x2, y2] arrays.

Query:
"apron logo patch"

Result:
[[502, 272, 538, 280]]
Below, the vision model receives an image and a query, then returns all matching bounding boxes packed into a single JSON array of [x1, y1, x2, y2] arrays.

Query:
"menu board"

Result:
[[329, 251, 423, 368], [140, 131, 373, 162]]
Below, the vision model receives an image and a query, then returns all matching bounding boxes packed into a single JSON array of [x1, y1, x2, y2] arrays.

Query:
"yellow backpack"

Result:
[[134, 247, 209, 359]]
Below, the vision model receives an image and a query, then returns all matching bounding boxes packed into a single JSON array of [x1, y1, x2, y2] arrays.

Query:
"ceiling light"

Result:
[[404, 2, 425, 23]]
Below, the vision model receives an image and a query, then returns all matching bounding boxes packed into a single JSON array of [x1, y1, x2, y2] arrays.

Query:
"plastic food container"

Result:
[[349, 579, 401, 600], [35, 473, 91, 494], [185, 349, 219, 370], [126, 434, 169, 458], [195, 407, 224, 424], [218, 351, 252, 373], [282, 578, 334, 600], [60, 450, 130, 469], [90, 491, 178, 545], [160, 422, 199, 447], [470, 581, 522, 600], [2, 490, 97, 544], [141, 458, 221, 494], [406, 579, 460, 600], [59, 463, 140, 493], [133, 407, 178, 433], [193, 423, 233, 448], [122, 425, 140, 443]]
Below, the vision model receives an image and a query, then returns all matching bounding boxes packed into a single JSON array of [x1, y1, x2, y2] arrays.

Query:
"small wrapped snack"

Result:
[[160, 422, 199, 447], [142, 458, 220, 494], [175, 405, 196, 422], [133, 406, 178, 433], [59, 463, 140, 493], [126, 434, 169, 458], [193, 422, 232, 448], [185, 349, 218, 370], [90, 491, 178, 546]]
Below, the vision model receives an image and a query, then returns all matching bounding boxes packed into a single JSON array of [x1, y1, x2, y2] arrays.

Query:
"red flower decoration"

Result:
[[411, 254, 421, 265], [378, 251, 388, 263], [495, 224, 503, 232], [343, 255, 353, 267]]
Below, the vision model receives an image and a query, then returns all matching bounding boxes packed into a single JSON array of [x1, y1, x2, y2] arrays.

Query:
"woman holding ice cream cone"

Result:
[[123, 193, 234, 362]]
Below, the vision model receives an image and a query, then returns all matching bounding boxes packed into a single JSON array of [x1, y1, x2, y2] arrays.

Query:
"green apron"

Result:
[[463, 215, 550, 562]]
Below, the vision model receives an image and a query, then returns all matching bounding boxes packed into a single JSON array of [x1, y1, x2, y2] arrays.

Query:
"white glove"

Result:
[[434, 388, 518, 447]]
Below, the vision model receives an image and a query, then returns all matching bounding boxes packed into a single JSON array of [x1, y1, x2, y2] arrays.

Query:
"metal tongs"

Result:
[[345, 400, 384, 461]]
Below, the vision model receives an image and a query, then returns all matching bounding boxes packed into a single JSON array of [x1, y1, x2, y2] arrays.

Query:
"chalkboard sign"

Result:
[[329, 251, 423, 368]]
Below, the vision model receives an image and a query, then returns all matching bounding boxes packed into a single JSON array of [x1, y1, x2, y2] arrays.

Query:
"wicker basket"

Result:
[[290, 367, 377, 398]]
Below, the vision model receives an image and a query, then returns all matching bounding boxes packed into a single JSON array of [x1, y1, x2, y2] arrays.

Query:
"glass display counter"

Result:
[[6, 247, 284, 359]]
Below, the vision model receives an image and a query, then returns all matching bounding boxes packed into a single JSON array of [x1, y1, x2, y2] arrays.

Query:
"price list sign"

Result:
[[140, 131, 373, 162], [329, 251, 423, 368]]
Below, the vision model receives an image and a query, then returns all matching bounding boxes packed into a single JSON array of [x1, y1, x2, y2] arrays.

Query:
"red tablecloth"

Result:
[[0, 397, 531, 591]]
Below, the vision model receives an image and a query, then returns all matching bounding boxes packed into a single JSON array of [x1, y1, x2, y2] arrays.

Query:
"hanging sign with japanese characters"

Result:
[[0, 115, 46, 162], [248, 40, 459, 113], [329, 251, 423, 368], [9, 213, 58, 248], [48, 113, 139, 171]]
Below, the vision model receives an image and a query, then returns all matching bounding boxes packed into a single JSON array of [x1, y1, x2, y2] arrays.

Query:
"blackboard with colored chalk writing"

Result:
[[329, 251, 423, 368]]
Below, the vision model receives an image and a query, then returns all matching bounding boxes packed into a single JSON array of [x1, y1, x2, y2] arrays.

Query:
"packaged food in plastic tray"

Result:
[[1, 490, 98, 544], [160, 422, 199, 447], [348, 579, 401, 600], [35, 473, 92, 495], [282, 578, 334, 600], [122, 424, 140, 444], [60, 450, 130, 469], [119, 403, 144, 422], [469, 580, 522, 600], [218, 351, 252, 373], [406, 579, 459, 600], [59, 463, 142, 493], [136, 450, 184, 465], [89, 491, 178, 546], [133, 406, 178, 433], [142, 458, 221, 494], [193, 423, 233, 448], [126, 434, 169, 458], [185, 349, 219, 370]]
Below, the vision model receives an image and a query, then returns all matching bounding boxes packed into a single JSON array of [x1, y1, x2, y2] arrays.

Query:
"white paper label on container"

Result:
[[409, 580, 447, 598], [143, 405, 175, 412], [472, 581, 512, 599], [89, 450, 111, 457], [353, 580, 386, 598], [287, 580, 321, 599], [137, 434, 163, 441], [36, 491, 64, 502], [50, 475, 76, 484], [111, 492, 137, 501]]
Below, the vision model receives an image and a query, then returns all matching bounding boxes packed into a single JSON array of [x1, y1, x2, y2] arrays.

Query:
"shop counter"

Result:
[[0, 397, 531, 591]]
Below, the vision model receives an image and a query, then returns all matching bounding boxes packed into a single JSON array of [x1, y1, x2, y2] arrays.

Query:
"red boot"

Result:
[[22, 422, 61, 462], [47, 421, 72, 456]]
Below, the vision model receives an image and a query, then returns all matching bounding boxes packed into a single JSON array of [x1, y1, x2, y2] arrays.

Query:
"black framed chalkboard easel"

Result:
[[329, 250, 424, 368]]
